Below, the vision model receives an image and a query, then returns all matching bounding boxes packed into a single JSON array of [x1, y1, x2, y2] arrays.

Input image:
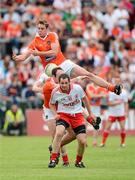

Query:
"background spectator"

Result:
[[3, 103, 25, 136]]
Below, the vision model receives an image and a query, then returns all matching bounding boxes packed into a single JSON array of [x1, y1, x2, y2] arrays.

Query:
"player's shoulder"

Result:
[[48, 32, 59, 39], [73, 83, 83, 90]]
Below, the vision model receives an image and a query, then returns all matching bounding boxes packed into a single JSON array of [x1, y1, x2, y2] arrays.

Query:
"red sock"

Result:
[[102, 131, 109, 144], [76, 155, 82, 163], [62, 154, 69, 163], [120, 130, 126, 144], [51, 153, 58, 161]]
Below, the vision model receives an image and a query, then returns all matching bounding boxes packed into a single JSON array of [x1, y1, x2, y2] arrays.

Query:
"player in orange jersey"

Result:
[[13, 17, 122, 95]]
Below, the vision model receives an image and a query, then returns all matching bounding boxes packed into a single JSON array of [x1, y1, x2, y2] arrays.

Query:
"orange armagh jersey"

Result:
[[86, 84, 108, 106], [42, 78, 56, 108], [28, 32, 65, 68]]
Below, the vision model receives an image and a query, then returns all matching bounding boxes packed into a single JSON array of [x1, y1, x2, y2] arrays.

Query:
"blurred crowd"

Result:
[[0, 0, 135, 135]]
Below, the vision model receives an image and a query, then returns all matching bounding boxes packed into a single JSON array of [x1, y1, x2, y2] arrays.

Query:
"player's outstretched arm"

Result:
[[82, 95, 92, 117], [12, 49, 32, 62], [82, 95, 101, 129]]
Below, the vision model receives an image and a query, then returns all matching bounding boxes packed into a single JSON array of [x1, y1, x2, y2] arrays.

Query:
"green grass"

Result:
[[0, 136, 135, 180]]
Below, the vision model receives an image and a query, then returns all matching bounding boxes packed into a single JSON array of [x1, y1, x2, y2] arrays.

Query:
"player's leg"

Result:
[[60, 127, 76, 166], [60, 60, 110, 89], [47, 120, 70, 166], [70, 64, 122, 95], [44, 108, 69, 165], [73, 125, 87, 168], [48, 119, 69, 168], [43, 108, 56, 153], [60, 146, 69, 166], [118, 117, 126, 147], [61, 127, 76, 146], [100, 117, 114, 147], [71, 64, 110, 89], [46, 119, 56, 138]]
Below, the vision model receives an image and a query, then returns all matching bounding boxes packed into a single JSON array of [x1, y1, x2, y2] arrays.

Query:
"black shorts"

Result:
[[56, 119, 70, 129], [56, 119, 86, 135], [73, 125, 86, 135]]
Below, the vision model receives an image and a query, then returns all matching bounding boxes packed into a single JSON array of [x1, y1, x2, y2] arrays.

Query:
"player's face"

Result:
[[59, 78, 70, 92], [37, 24, 47, 38]]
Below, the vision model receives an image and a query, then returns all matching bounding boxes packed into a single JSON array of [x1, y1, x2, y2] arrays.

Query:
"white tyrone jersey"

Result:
[[108, 89, 128, 116], [50, 84, 85, 114]]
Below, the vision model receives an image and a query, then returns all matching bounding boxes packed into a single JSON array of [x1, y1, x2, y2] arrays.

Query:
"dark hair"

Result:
[[52, 67, 63, 77], [36, 17, 49, 28], [58, 74, 70, 82]]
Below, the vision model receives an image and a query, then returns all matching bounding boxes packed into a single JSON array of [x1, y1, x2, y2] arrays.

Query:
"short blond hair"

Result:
[[36, 17, 49, 28]]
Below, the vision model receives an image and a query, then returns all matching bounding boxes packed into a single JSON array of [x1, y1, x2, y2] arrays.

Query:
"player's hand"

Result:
[[31, 50, 39, 56], [12, 53, 17, 61], [87, 115, 101, 130], [114, 84, 123, 95]]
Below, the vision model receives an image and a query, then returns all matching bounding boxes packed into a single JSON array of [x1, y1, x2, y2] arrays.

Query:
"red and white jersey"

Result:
[[108, 89, 128, 116], [50, 84, 85, 114]]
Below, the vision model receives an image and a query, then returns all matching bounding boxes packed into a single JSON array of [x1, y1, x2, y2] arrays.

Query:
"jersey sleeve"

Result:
[[123, 91, 128, 103], [50, 89, 57, 105], [49, 32, 59, 43], [76, 85, 85, 98], [108, 92, 114, 102]]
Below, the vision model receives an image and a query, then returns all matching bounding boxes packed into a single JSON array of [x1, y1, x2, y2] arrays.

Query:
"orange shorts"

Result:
[[58, 112, 85, 129], [108, 116, 126, 123]]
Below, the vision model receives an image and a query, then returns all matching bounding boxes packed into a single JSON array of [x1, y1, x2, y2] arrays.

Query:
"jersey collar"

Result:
[[36, 32, 48, 40], [58, 84, 73, 94]]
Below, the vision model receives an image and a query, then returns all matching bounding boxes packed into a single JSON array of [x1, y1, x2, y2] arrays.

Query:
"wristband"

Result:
[[107, 84, 115, 92]]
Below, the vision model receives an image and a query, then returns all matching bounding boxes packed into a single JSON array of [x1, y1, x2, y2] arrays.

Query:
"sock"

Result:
[[102, 131, 109, 144], [51, 153, 58, 161], [62, 154, 69, 163], [76, 155, 82, 163], [120, 130, 126, 144]]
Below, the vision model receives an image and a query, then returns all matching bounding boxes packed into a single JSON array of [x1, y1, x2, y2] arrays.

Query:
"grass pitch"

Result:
[[1, 136, 135, 180]]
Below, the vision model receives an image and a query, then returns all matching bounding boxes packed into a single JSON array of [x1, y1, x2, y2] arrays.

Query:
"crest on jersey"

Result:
[[75, 94, 79, 99], [47, 41, 51, 45]]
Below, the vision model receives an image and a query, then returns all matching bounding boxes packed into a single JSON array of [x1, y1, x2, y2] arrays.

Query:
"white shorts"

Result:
[[60, 59, 76, 77], [43, 106, 55, 121]]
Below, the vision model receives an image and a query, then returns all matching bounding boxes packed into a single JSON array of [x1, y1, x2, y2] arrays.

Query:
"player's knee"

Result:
[[55, 130, 63, 139], [79, 138, 87, 147]]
